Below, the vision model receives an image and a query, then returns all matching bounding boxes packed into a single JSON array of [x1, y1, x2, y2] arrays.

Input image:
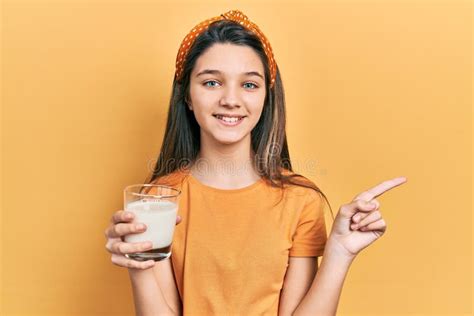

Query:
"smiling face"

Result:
[[188, 43, 267, 147]]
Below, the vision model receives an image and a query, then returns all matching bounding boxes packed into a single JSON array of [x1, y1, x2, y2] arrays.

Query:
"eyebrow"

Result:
[[195, 69, 264, 80]]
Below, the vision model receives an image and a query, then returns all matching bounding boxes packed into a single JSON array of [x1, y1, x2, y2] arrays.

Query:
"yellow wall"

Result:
[[1, 0, 471, 315]]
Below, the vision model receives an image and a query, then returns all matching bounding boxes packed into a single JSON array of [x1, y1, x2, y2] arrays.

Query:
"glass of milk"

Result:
[[123, 184, 181, 262]]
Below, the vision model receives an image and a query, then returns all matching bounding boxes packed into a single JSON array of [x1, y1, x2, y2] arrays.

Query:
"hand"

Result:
[[104, 210, 182, 269], [328, 177, 407, 258]]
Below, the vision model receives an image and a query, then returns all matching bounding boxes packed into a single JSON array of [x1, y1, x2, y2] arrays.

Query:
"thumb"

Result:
[[339, 199, 377, 219], [355, 199, 378, 212]]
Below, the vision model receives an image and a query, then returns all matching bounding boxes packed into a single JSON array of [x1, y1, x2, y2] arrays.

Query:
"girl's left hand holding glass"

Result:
[[104, 210, 182, 270]]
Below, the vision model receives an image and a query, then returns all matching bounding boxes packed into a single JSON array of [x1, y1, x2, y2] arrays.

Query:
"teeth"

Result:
[[216, 115, 242, 123]]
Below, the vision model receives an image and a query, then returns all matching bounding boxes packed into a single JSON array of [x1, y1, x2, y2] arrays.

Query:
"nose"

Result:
[[219, 84, 241, 108]]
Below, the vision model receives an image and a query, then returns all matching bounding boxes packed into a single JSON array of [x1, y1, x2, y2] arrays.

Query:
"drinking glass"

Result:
[[123, 184, 181, 261]]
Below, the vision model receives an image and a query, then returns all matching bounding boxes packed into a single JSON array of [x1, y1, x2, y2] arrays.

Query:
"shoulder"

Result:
[[279, 168, 323, 201], [149, 168, 190, 189]]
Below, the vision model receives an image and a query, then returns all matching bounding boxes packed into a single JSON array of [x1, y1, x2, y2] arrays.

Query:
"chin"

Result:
[[212, 132, 247, 145], [215, 137, 243, 145]]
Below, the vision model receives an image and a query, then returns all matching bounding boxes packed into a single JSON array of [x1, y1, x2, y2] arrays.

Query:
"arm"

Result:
[[152, 256, 183, 315], [105, 208, 184, 316], [128, 264, 178, 316], [278, 257, 319, 316], [292, 237, 354, 316], [290, 177, 407, 316], [292, 177, 407, 315]]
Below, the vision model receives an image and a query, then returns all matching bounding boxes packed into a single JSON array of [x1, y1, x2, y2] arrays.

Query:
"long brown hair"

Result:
[[145, 20, 333, 218]]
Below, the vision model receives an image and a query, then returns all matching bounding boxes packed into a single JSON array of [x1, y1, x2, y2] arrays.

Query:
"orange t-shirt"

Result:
[[153, 168, 327, 315]]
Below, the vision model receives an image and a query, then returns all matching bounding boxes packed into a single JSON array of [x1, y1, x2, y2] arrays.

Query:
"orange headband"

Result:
[[175, 9, 277, 88]]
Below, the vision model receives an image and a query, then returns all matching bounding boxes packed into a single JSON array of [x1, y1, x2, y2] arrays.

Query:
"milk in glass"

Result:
[[124, 199, 178, 261]]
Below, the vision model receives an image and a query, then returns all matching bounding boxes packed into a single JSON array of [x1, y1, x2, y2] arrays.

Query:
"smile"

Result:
[[213, 115, 245, 126]]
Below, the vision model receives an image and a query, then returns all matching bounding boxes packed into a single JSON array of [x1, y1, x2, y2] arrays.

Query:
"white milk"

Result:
[[124, 199, 178, 249]]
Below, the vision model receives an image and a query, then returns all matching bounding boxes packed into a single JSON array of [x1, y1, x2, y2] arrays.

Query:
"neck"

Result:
[[189, 134, 261, 188]]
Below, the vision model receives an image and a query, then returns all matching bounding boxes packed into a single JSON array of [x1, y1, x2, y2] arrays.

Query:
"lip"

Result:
[[213, 113, 246, 118], [213, 115, 245, 127]]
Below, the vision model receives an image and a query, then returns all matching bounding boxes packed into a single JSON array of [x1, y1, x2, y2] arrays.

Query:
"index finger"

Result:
[[354, 176, 407, 202], [111, 210, 134, 224]]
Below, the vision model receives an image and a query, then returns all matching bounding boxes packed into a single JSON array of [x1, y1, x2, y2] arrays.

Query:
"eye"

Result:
[[202, 80, 259, 89], [203, 80, 220, 87], [243, 82, 258, 89]]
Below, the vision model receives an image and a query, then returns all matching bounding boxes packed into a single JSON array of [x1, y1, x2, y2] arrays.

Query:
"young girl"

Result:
[[104, 10, 407, 316]]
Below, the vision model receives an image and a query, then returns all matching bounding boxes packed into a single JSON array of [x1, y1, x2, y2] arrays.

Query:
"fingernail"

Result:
[[125, 213, 133, 219], [354, 215, 360, 221], [136, 224, 145, 230], [368, 202, 376, 208]]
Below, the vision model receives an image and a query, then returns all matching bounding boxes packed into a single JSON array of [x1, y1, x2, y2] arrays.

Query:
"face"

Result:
[[188, 43, 267, 146]]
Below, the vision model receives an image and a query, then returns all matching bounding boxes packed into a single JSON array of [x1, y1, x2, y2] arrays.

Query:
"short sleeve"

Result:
[[289, 191, 328, 257]]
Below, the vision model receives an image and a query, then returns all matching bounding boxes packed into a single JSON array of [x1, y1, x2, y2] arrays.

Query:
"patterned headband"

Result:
[[174, 9, 277, 88]]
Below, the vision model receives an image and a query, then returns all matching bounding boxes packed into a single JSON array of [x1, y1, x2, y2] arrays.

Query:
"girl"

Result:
[[104, 9, 407, 316]]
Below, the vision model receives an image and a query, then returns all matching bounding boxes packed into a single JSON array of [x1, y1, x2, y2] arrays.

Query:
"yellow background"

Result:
[[1, 0, 471, 315]]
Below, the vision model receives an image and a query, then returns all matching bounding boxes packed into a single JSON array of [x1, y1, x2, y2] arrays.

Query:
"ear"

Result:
[[185, 97, 193, 111]]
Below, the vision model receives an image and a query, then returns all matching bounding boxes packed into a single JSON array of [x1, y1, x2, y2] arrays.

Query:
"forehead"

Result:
[[192, 43, 264, 74]]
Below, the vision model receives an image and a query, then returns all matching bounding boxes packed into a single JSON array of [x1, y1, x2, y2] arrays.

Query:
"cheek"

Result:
[[192, 108, 212, 128], [249, 107, 264, 128], [189, 104, 215, 129], [190, 88, 218, 110], [189, 89, 211, 114], [245, 94, 265, 116]]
